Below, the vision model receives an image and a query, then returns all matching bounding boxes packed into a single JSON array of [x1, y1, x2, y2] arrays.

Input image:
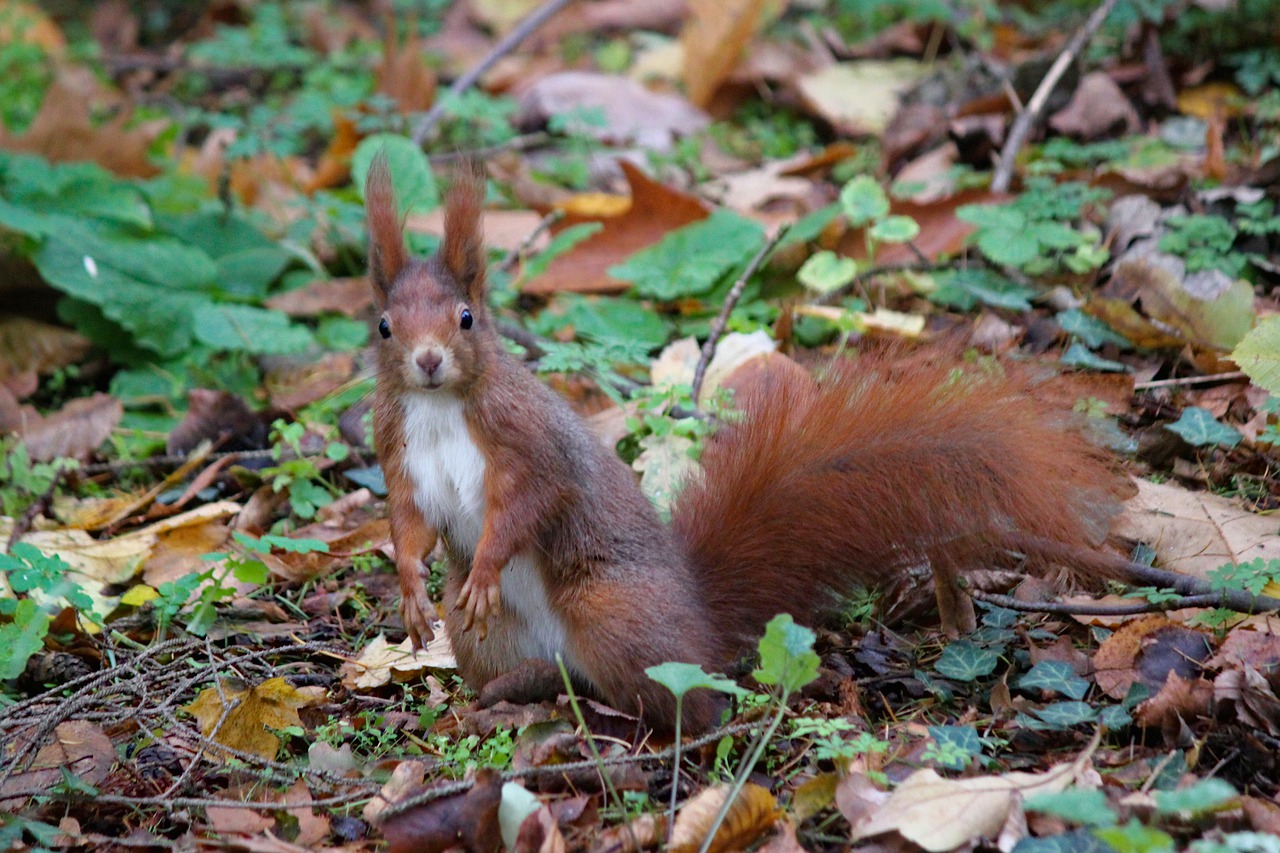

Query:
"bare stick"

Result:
[[968, 588, 1236, 616], [410, 0, 578, 145], [990, 0, 1121, 193], [1134, 371, 1247, 391], [496, 210, 563, 273], [691, 225, 791, 401]]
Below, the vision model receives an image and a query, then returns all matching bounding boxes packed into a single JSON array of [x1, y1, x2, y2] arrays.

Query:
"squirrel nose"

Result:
[[416, 348, 444, 377]]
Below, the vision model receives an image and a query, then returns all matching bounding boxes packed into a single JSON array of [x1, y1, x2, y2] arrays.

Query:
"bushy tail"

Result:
[[670, 352, 1128, 650]]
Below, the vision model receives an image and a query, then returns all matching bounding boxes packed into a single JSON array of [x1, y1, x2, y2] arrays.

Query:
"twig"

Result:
[[1134, 371, 1247, 391], [410, 0, 579, 145], [497, 209, 564, 273], [691, 225, 791, 401], [990, 0, 1121, 193], [426, 132, 551, 164], [968, 589, 1236, 616]]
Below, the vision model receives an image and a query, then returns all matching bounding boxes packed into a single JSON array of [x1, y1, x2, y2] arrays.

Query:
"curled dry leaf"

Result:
[[669, 782, 780, 853], [1135, 670, 1215, 736], [796, 61, 929, 137], [1112, 478, 1280, 580], [680, 0, 769, 109], [1049, 72, 1141, 140], [517, 72, 708, 150], [522, 161, 709, 296], [185, 676, 319, 763], [588, 813, 665, 853], [340, 633, 455, 690], [0, 317, 91, 387], [377, 768, 504, 853], [1094, 615, 1214, 700]]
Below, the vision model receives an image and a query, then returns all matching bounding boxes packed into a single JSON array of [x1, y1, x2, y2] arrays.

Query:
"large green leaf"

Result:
[[610, 209, 765, 300], [196, 304, 314, 354], [352, 133, 440, 214], [1232, 315, 1280, 394]]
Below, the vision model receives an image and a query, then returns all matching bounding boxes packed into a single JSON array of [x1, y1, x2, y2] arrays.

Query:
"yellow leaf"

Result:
[[670, 783, 780, 853], [1177, 82, 1245, 120], [554, 192, 631, 219], [185, 677, 318, 762], [120, 584, 158, 606]]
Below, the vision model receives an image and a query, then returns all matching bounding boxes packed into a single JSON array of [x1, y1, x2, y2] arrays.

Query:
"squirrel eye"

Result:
[[459, 308, 473, 330], [378, 318, 391, 339]]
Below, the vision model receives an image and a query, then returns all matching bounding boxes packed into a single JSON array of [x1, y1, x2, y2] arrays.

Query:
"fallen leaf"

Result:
[[265, 277, 373, 318], [669, 783, 780, 853], [1094, 615, 1213, 699], [852, 750, 1096, 851], [185, 677, 318, 763], [266, 351, 356, 411], [0, 72, 164, 177], [0, 317, 91, 386], [407, 207, 545, 254], [1049, 72, 1141, 140], [796, 60, 930, 137], [522, 161, 710, 296], [8, 393, 122, 462], [1177, 81, 1246, 121], [167, 389, 271, 456], [0, 721, 114, 809], [1112, 478, 1280, 580], [377, 767, 504, 853], [375, 25, 436, 115], [1135, 670, 1215, 735], [340, 633, 455, 690], [680, 0, 769, 108], [517, 71, 707, 150]]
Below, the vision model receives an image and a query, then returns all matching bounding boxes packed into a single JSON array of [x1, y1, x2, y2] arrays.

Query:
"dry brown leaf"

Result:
[[0, 73, 163, 177], [1214, 664, 1280, 735], [376, 25, 437, 115], [1135, 670, 1214, 735], [340, 633, 456, 690], [0, 720, 113, 809], [266, 351, 356, 411], [1113, 478, 1280, 580], [851, 748, 1096, 851], [185, 677, 318, 763], [8, 392, 121, 462], [0, 317, 90, 386], [681, 0, 768, 109], [1095, 615, 1214, 700], [522, 161, 710, 295], [669, 783, 780, 853], [265, 277, 373, 318], [377, 767, 504, 853], [1049, 72, 1141, 140], [517, 72, 707, 150], [304, 110, 360, 194], [407, 207, 544, 254]]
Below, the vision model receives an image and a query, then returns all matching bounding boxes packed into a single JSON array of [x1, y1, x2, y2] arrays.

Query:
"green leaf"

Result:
[[1154, 778, 1237, 816], [536, 294, 671, 351], [0, 599, 50, 679], [868, 215, 920, 244], [797, 250, 857, 295], [1058, 309, 1131, 349], [1094, 819, 1176, 853], [1164, 407, 1243, 448], [1025, 788, 1118, 827], [925, 725, 983, 769], [1031, 701, 1098, 729], [1231, 315, 1280, 395], [934, 640, 999, 681], [195, 304, 314, 354], [1017, 661, 1090, 700], [646, 662, 748, 698], [752, 613, 820, 693], [214, 247, 293, 299], [930, 269, 1037, 312], [976, 227, 1040, 267], [839, 175, 890, 227], [231, 559, 269, 585], [1099, 704, 1132, 730], [317, 316, 370, 350], [781, 203, 840, 246], [352, 133, 439, 214], [1012, 829, 1113, 853], [1061, 343, 1131, 373], [610, 210, 765, 300]]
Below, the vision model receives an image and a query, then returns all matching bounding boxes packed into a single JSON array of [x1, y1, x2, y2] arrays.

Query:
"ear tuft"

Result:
[[441, 160, 486, 298], [365, 150, 408, 306]]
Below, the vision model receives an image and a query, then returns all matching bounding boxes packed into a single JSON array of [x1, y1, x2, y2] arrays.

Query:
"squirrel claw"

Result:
[[400, 585, 436, 650], [457, 566, 501, 638]]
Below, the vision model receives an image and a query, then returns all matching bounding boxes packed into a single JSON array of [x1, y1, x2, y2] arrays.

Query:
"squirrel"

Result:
[[364, 155, 1129, 733]]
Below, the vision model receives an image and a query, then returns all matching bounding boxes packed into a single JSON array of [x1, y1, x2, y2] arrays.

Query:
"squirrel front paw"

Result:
[[455, 564, 502, 640], [400, 582, 437, 649]]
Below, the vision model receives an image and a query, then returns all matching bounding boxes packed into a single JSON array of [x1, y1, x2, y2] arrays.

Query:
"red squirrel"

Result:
[[365, 156, 1128, 733]]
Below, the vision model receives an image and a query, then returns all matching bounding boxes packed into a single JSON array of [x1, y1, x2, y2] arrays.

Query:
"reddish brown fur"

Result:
[[365, 158, 1130, 734]]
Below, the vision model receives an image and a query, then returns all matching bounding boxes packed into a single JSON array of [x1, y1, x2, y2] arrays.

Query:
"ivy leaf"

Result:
[[839, 175, 889, 227], [753, 613, 820, 693], [1017, 661, 1090, 700], [934, 640, 1000, 681], [1025, 788, 1118, 827], [1153, 778, 1237, 817], [1061, 343, 1130, 373], [1058, 309, 1131, 349], [1164, 407, 1243, 448], [926, 725, 983, 770], [797, 250, 857, 295], [610, 209, 764, 300], [869, 215, 920, 244], [1031, 701, 1098, 729], [931, 269, 1036, 312]]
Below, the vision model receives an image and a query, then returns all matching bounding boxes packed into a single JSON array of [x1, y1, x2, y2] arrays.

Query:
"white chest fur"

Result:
[[399, 393, 569, 663]]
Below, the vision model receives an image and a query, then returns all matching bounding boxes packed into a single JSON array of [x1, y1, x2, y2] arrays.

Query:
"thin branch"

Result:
[[990, 0, 1121, 193], [967, 588, 1233, 616], [691, 225, 791, 401], [410, 0, 579, 145], [496, 210, 564, 273], [1134, 371, 1247, 391]]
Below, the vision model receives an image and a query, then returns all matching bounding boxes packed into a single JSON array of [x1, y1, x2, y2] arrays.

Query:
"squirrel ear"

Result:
[[441, 161, 486, 300], [365, 151, 407, 306]]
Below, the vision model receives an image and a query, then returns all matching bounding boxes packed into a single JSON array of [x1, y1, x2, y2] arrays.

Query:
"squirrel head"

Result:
[[365, 152, 489, 394]]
